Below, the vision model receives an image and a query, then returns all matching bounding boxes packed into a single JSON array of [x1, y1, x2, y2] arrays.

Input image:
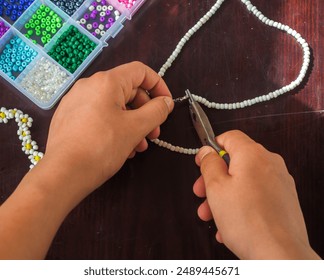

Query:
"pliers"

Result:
[[186, 89, 230, 166]]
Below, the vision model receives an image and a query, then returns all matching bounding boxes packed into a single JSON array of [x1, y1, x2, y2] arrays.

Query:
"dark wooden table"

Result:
[[1, 0, 323, 259]]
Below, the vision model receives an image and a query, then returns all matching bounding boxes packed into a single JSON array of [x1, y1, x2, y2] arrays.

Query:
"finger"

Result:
[[130, 88, 161, 139], [216, 130, 256, 156], [197, 200, 213, 221], [108, 62, 172, 104], [197, 146, 229, 187], [193, 176, 206, 198], [128, 151, 136, 159], [129, 88, 151, 109], [135, 139, 148, 153], [215, 231, 223, 243], [129, 96, 174, 142]]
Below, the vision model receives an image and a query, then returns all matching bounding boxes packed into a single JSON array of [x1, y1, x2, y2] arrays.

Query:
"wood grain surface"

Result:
[[0, 0, 323, 259]]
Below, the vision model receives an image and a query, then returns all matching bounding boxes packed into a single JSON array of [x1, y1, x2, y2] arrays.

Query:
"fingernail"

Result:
[[163, 97, 173, 113], [197, 146, 215, 162]]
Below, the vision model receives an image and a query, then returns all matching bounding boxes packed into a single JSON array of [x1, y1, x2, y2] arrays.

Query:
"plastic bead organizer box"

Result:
[[0, 0, 146, 109]]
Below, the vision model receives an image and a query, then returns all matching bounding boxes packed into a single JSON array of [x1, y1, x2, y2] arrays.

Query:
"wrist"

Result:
[[244, 231, 321, 260]]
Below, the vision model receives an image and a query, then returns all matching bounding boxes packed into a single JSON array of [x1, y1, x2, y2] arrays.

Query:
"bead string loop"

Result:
[[153, 0, 311, 155], [0, 0, 312, 167]]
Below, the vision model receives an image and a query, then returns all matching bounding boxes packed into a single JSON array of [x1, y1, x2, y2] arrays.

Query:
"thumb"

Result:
[[131, 96, 174, 138], [196, 146, 229, 188]]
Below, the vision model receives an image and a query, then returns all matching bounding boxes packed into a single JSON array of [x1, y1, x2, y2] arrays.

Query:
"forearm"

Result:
[[0, 155, 94, 259]]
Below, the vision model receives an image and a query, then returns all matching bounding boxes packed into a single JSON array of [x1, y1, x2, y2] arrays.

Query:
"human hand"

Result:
[[194, 130, 320, 259], [0, 62, 174, 259], [44, 61, 174, 200]]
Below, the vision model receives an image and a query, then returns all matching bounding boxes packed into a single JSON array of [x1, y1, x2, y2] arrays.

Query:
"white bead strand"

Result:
[[153, 0, 311, 154], [1, 0, 312, 166]]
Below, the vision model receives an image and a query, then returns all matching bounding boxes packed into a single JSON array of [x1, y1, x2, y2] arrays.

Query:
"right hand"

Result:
[[194, 130, 320, 259]]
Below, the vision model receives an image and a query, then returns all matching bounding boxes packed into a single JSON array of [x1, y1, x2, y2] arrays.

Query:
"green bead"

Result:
[[27, 30, 33, 35], [32, 39, 37, 44], [36, 10, 41, 15], [32, 14, 37, 19], [40, 4, 46, 10], [24, 23, 30, 29], [36, 30, 41, 36], [41, 12, 46, 17], [51, 29, 56, 34], [45, 7, 51, 13], [34, 19, 40, 25], [40, 23, 46, 29]]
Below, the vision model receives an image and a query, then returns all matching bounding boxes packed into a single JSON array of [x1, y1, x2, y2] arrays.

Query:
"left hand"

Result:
[[45, 61, 174, 194]]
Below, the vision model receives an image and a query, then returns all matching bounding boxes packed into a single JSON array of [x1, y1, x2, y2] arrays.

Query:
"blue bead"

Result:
[[5, 10, 11, 16], [11, 15, 17, 21]]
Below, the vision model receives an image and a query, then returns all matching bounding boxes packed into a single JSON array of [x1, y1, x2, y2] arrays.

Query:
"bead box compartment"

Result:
[[0, 0, 146, 109]]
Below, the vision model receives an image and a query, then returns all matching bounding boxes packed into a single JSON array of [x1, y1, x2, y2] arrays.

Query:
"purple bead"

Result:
[[92, 32, 97, 36], [108, 17, 114, 23], [93, 22, 99, 28], [101, 0, 106, 5], [100, 16, 105, 22], [84, 13, 90, 20], [91, 1, 97, 6], [105, 10, 111, 16], [90, 13, 96, 19], [105, 23, 110, 29]]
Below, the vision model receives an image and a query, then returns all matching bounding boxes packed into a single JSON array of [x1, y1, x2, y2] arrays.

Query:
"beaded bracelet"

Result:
[[0, 107, 43, 169]]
